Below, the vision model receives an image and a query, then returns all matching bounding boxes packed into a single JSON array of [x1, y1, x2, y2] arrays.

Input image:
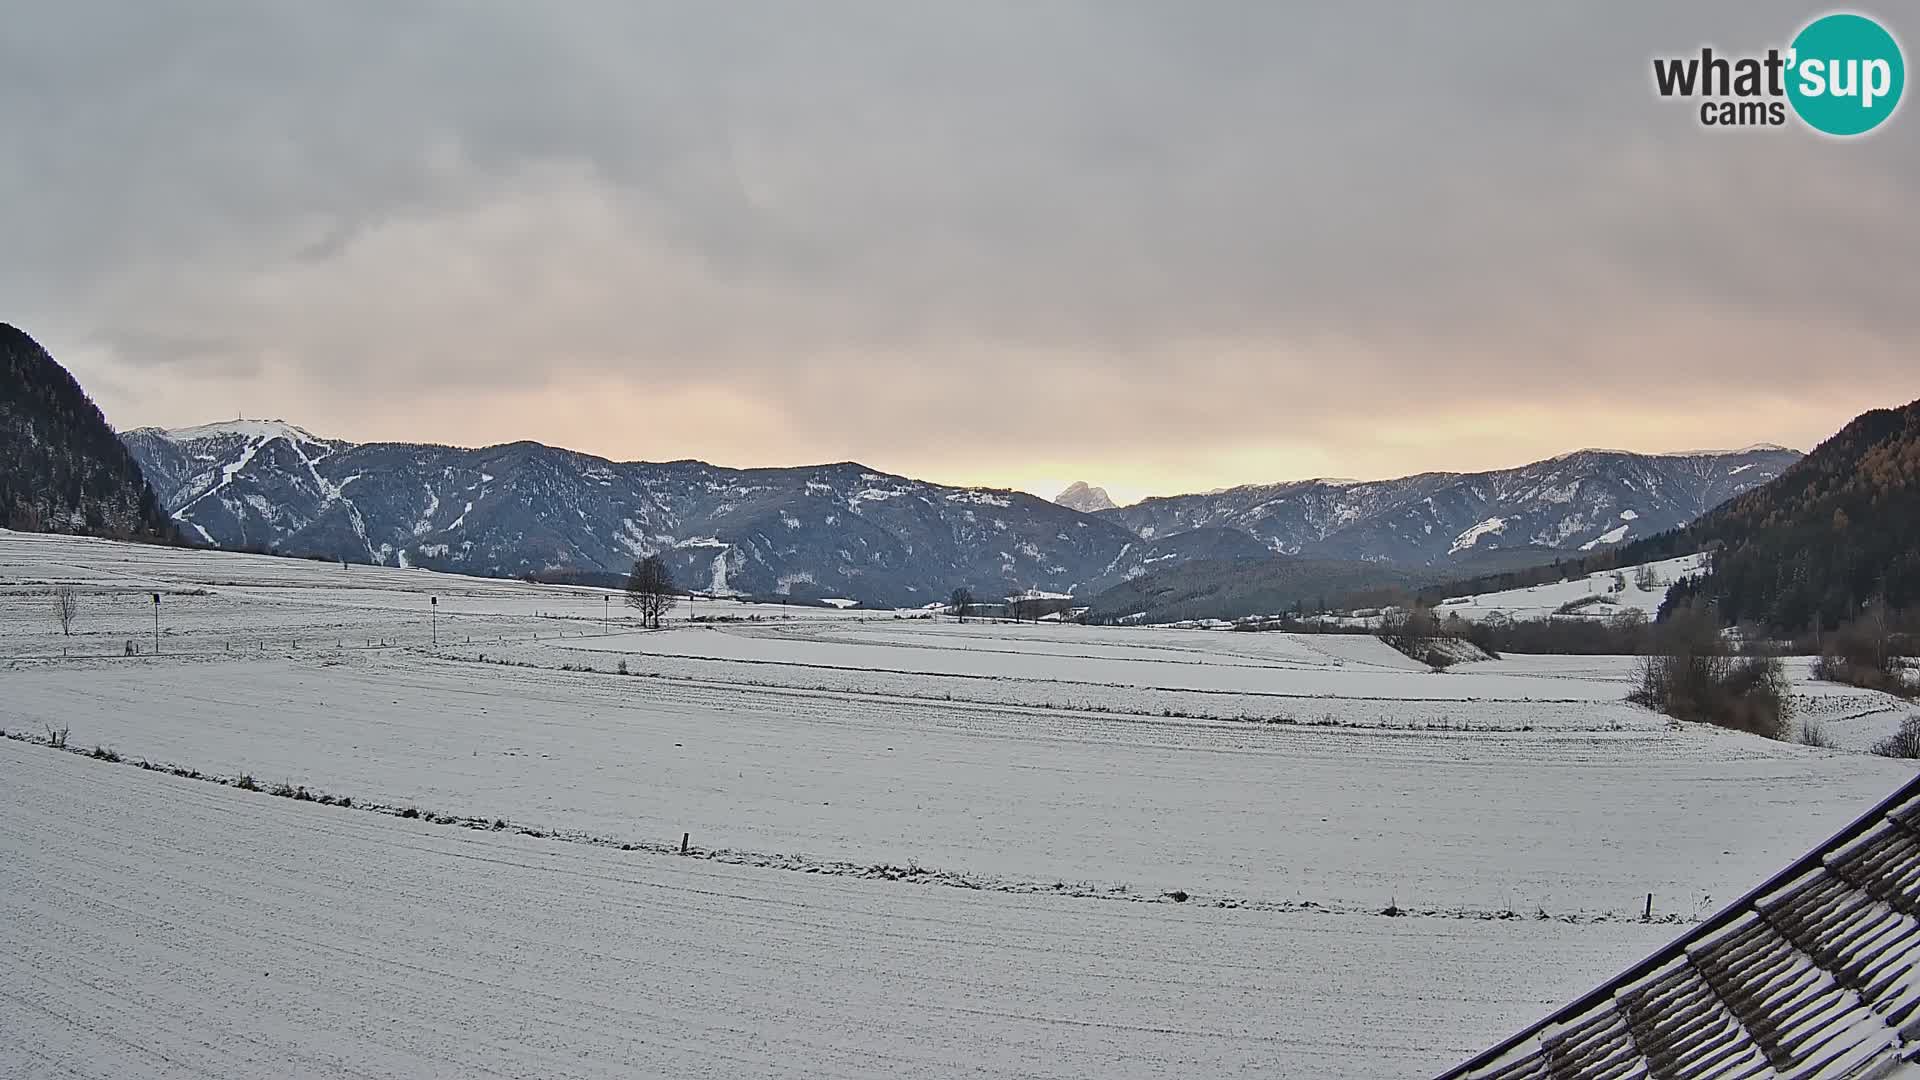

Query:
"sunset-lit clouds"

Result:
[[6, 2, 1917, 503]]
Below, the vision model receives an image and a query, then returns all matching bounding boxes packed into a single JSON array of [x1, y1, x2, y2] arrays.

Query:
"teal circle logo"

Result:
[[1787, 13, 1905, 135]]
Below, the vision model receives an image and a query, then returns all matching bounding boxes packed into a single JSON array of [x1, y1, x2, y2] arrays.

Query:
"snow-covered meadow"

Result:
[[0, 529, 871, 657], [1432, 553, 1708, 623], [0, 738, 1680, 1079], [3, 530, 1916, 1078]]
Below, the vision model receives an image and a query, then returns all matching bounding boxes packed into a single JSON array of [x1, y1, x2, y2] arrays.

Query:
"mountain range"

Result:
[[122, 420, 1132, 606], [1094, 446, 1798, 564], [118, 417, 1797, 607]]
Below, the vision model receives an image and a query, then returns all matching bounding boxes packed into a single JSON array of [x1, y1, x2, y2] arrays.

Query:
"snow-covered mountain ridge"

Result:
[[120, 422, 1798, 605], [122, 424, 1131, 605], [1097, 445, 1801, 565]]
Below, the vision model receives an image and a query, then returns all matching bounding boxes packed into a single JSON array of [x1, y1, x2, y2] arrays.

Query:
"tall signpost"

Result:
[[151, 592, 161, 654], [430, 595, 438, 647]]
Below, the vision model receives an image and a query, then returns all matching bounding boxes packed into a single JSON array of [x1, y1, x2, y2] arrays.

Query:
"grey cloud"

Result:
[[3, 1, 1917, 490]]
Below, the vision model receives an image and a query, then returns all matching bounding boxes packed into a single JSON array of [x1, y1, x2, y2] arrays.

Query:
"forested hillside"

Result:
[[1656, 399, 1920, 631], [0, 324, 174, 540]]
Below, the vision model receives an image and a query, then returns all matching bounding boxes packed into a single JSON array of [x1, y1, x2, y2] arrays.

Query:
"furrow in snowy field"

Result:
[[0, 740, 1677, 1080], [2, 652, 1903, 915]]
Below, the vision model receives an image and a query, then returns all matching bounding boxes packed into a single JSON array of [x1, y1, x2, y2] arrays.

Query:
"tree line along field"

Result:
[[3, 528, 1918, 1077]]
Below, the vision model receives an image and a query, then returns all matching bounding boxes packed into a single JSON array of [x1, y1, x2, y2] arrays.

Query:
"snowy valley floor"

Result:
[[1, 739, 1680, 1079], [2, 530, 1917, 1077]]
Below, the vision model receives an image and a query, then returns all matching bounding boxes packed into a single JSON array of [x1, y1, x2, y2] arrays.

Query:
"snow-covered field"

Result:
[[3, 530, 1916, 1078], [1433, 553, 1708, 623], [0, 739, 1677, 1079], [0, 529, 878, 658]]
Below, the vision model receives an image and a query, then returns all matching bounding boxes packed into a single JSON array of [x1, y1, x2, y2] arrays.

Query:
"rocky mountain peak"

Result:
[[1054, 481, 1117, 513]]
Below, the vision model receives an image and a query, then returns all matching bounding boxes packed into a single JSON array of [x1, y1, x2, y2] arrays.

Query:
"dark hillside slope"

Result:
[[1082, 555, 1423, 623], [0, 323, 173, 539], [1091, 544, 1572, 624], [1651, 399, 1920, 629]]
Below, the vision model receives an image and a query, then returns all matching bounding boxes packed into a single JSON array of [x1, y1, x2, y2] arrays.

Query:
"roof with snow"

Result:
[[1437, 772, 1920, 1079]]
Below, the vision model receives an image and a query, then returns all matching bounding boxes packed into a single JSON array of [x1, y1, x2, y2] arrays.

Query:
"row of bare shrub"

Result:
[[1628, 605, 1794, 740], [1811, 600, 1916, 698]]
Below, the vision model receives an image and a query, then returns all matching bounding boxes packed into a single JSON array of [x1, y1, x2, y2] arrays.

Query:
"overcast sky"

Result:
[[6, 3, 1917, 503]]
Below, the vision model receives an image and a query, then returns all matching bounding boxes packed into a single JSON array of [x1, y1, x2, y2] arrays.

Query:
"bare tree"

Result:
[[55, 587, 78, 636], [949, 587, 973, 622], [1815, 596, 1904, 693], [625, 555, 678, 629], [1873, 715, 1920, 759], [1863, 596, 1893, 675], [9, 499, 44, 532], [1007, 589, 1038, 623], [1630, 602, 1792, 739], [1379, 602, 1442, 659], [1633, 563, 1660, 591]]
